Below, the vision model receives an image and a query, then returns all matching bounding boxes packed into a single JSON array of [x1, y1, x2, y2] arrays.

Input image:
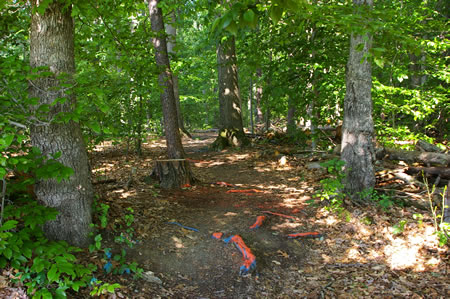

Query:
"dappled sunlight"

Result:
[[192, 160, 224, 168], [83, 130, 449, 297], [383, 226, 438, 271], [384, 238, 426, 271], [317, 215, 339, 227], [225, 153, 251, 162], [92, 164, 116, 174], [112, 189, 137, 199], [224, 212, 238, 217], [271, 221, 302, 231], [172, 236, 185, 249], [346, 247, 365, 261]]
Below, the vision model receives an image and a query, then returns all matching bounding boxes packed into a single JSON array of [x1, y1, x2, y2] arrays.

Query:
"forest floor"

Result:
[[83, 132, 448, 298]]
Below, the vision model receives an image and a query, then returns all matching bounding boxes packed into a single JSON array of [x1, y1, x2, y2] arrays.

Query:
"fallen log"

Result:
[[376, 147, 450, 166], [92, 178, 117, 185], [415, 139, 444, 153], [406, 167, 450, 180]]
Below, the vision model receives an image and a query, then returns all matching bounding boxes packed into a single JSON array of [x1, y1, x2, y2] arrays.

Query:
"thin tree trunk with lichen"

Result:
[[165, 10, 192, 138], [148, 0, 195, 188], [29, 1, 93, 247], [212, 36, 248, 150], [341, 0, 375, 203]]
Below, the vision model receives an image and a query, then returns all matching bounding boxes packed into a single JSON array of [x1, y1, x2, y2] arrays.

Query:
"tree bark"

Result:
[[165, 10, 191, 138], [255, 68, 264, 125], [148, 0, 194, 188], [148, 0, 184, 160], [286, 96, 296, 136], [264, 52, 272, 132], [152, 159, 194, 189], [341, 0, 375, 202], [29, 1, 93, 247], [212, 35, 248, 150], [249, 77, 254, 135]]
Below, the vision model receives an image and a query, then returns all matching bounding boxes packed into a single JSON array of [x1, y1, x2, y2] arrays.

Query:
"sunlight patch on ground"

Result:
[[278, 195, 311, 210], [346, 247, 364, 261], [271, 221, 302, 230], [382, 226, 438, 271], [384, 238, 425, 271], [112, 189, 136, 199], [172, 236, 185, 249], [225, 153, 251, 162], [224, 212, 238, 217], [93, 141, 114, 151]]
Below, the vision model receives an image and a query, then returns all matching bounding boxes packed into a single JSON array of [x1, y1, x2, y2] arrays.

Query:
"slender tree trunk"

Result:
[[148, 0, 194, 188], [308, 26, 318, 149], [249, 77, 254, 135], [287, 96, 296, 136], [341, 0, 375, 202], [135, 95, 143, 157], [409, 53, 427, 88], [212, 36, 248, 150], [264, 52, 272, 132], [29, 1, 93, 247], [165, 10, 191, 138], [255, 68, 263, 125], [148, 0, 184, 159]]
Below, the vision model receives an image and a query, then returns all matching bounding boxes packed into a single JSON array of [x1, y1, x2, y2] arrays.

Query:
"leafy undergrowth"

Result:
[[2, 132, 449, 298]]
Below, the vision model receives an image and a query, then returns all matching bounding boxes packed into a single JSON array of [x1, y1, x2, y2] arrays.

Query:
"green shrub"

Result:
[[0, 198, 96, 298]]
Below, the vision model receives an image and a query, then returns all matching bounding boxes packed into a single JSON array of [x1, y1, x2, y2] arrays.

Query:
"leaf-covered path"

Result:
[[89, 132, 448, 298]]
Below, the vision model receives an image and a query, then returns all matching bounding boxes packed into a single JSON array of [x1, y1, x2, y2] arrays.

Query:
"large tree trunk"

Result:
[[29, 1, 93, 247], [212, 35, 248, 150], [148, 0, 194, 188], [165, 10, 191, 138], [341, 0, 375, 203]]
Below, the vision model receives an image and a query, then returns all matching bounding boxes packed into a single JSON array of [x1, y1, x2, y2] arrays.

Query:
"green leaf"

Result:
[[90, 122, 101, 134], [3, 247, 12, 259], [270, 5, 283, 24], [211, 17, 221, 33], [356, 43, 365, 51], [3, 135, 14, 147], [106, 283, 121, 293], [243, 9, 255, 23], [35, 0, 52, 15], [226, 21, 238, 35], [0, 220, 18, 231], [52, 151, 62, 159], [71, 280, 85, 292], [54, 286, 67, 298], [374, 57, 384, 68], [37, 288, 53, 299], [22, 247, 32, 259], [47, 264, 60, 282], [221, 14, 233, 29]]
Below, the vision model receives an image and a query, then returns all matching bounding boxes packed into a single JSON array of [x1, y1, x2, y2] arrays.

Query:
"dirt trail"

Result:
[[127, 133, 317, 297], [91, 132, 449, 298]]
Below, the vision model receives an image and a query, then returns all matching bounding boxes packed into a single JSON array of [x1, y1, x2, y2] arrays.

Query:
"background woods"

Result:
[[0, 0, 448, 297]]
